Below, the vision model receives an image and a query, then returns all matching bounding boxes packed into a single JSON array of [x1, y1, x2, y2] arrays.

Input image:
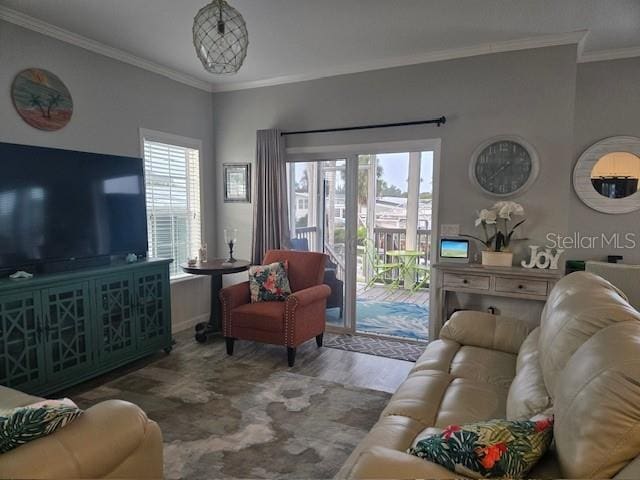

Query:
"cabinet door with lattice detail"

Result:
[[0, 291, 45, 392], [95, 273, 137, 366], [135, 267, 171, 351], [41, 282, 95, 386]]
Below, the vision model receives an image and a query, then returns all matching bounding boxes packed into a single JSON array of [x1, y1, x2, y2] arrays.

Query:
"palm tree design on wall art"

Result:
[[11, 68, 73, 131]]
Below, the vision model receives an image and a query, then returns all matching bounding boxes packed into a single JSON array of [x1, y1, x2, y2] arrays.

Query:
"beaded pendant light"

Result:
[[192, 0, 249, 74]]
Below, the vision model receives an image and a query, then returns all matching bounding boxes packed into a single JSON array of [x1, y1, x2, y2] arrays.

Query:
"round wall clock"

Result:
[[11, 68, 73, 131], [469, 135, 539, 197]]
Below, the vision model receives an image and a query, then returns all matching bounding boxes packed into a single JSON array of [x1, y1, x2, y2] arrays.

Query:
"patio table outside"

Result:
[[387, 250, 424, 289]]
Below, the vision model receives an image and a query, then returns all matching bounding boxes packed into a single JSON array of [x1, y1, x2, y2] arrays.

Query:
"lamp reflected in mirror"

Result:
[[591, 151, 640, 199]]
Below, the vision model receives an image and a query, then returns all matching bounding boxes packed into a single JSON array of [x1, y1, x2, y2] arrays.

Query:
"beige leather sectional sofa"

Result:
[[0, 386, 163, 479], [338, 271, 640, 479]]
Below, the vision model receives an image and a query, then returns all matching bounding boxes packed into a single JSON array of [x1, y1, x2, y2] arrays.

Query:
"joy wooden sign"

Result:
[[521, 246, 564, 270]]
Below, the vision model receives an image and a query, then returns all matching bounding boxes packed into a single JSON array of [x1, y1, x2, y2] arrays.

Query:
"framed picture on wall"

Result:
[[223, 163, 251, 203]]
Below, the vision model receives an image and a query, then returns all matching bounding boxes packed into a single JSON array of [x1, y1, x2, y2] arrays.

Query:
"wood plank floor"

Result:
[[62, 329, 415, 397], [356, 283, 429, 305], [194, 331, 416, 393]]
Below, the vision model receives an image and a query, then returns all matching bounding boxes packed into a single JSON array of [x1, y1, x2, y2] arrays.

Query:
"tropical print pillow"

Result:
[[249, 261, 292, 302], [408, 417, 554, 479], [0, 398, 83, 453]]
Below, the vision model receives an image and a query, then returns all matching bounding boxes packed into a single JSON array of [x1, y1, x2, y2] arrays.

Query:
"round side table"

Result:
[[181, 259, 250, 343]]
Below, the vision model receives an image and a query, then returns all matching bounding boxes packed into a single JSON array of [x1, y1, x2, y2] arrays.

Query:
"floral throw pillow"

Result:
[[0, 398, 83, 453], [249, 261, 292, 302], [408, 417, 554, 479]]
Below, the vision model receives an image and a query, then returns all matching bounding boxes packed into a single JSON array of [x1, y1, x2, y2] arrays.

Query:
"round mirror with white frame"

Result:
[[573, 136, 640, 214]]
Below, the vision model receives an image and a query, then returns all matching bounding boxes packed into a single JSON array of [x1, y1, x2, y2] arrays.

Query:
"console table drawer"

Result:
[[495, 276, 548, 296], [443, 272, 490, 290]]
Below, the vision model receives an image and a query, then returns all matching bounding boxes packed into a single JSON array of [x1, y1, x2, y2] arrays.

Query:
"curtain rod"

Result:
[[280, 116, 446, 136]]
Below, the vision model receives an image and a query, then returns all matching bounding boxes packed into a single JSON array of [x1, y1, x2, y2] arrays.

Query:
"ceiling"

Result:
[[1, 0, 640, 92]]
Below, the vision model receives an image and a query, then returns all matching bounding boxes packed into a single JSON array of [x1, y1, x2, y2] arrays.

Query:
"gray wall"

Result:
[[212, 46, 578, 265], [571, 57, 640, 263], [0, 21, 213, 329], [3, 15, 639, 329]]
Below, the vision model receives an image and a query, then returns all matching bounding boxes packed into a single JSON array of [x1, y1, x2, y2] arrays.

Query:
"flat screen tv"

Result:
[[0, 142, 148, 272]]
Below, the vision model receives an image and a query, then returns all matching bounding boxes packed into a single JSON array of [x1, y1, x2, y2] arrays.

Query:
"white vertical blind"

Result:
[[143, 139, 202, 276]]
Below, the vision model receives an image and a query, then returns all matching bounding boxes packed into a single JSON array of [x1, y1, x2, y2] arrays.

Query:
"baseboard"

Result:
[[172, 312, 209, 333]]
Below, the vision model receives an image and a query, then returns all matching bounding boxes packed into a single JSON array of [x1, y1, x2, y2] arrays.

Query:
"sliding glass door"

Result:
[[355, 153, 432, 341], [287, 147, 435, 341], [288, 159, 352, 331]]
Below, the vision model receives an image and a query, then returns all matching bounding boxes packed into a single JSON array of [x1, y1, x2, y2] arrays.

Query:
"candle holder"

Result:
[[224, 228, 238, 263]]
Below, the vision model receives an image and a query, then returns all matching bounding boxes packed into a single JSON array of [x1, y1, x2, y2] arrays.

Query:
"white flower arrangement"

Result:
[[464, 201, 526, 252], [494, 201, 525, 220], [475, 209, 497, 226]]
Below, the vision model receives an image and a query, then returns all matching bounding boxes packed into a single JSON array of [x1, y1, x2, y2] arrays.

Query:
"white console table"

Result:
[[432, 263, 564, 337]]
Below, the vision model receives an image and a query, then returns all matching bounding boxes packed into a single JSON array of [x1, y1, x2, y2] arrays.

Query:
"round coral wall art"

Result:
[[11, 68, 73, 131]]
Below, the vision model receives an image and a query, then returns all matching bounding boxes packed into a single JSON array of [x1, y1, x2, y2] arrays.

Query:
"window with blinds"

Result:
[[143, 139, 202, 277]]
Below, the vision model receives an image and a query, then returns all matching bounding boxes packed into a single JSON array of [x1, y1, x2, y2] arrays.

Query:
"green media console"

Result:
[[0, 259, 173, 396]]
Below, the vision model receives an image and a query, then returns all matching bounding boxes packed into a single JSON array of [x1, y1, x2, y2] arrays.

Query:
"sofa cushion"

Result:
[[538, 271, 640, 396], [554, 322, 640, 478], [440, 310, 531, 355], [381, 370, 508, 428], [507, 328, 552, 420], [408, 417, 554, 479], [449, 346, 516, 391], [0, 386, 42, 410], [0, 399, 163, 479], [349, 446, 471, 480], [412, 339, 517, 390], [231, 301, 285, 332], [380, 370, 453, 426], [352, 415, 426, 454], [334, 415, 428, 479], [0, 398, 82, 453], [412, 338, 461, 373], [434, 377, 508, 427]]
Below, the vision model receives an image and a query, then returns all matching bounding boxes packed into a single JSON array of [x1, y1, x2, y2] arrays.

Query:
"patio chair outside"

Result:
[[363, 238, 398, 289]]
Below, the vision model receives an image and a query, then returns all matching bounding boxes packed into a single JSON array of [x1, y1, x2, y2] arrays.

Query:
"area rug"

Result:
[[325, 333, 425, 362], [67, 332, 391, 480], [327, 299, 429, 341]]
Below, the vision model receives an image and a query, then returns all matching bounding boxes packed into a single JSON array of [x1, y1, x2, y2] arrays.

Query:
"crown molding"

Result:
[[4, 5, 637, 94], [211, 30, 589, 92], [579, 45, 640, 63], [0, 5, 213, 92]]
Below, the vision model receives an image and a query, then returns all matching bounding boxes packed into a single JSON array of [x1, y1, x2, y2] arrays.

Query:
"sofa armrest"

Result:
[[0, 400, 163, 479], [439, 310, 532, 354], [345, 446, 469, 479], [286, 284, 331, 308], [220, 280, 251, 309]]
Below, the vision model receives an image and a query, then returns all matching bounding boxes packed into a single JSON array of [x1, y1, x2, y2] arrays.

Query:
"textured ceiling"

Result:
[[1, 0, 639, 90]]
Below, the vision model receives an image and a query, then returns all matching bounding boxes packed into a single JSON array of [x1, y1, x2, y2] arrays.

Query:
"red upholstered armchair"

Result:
[[220, 249, 331, 366]]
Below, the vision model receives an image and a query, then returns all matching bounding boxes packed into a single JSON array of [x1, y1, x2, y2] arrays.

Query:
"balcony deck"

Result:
[[328, 283, 429, 342], [294, 225, 431, 342], [356, 283, 429, 306]]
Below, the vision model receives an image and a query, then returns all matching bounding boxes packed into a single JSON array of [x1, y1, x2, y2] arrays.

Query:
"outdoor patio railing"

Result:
[[373, 228, 430, 266], [293, 226, 345, 281], [294, 226, 317, 249], [371, 228, 430, 287], [294, 226, 430, 287]]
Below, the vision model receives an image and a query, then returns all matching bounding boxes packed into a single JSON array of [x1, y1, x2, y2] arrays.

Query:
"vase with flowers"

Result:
[[462, 201, 526, 267]]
